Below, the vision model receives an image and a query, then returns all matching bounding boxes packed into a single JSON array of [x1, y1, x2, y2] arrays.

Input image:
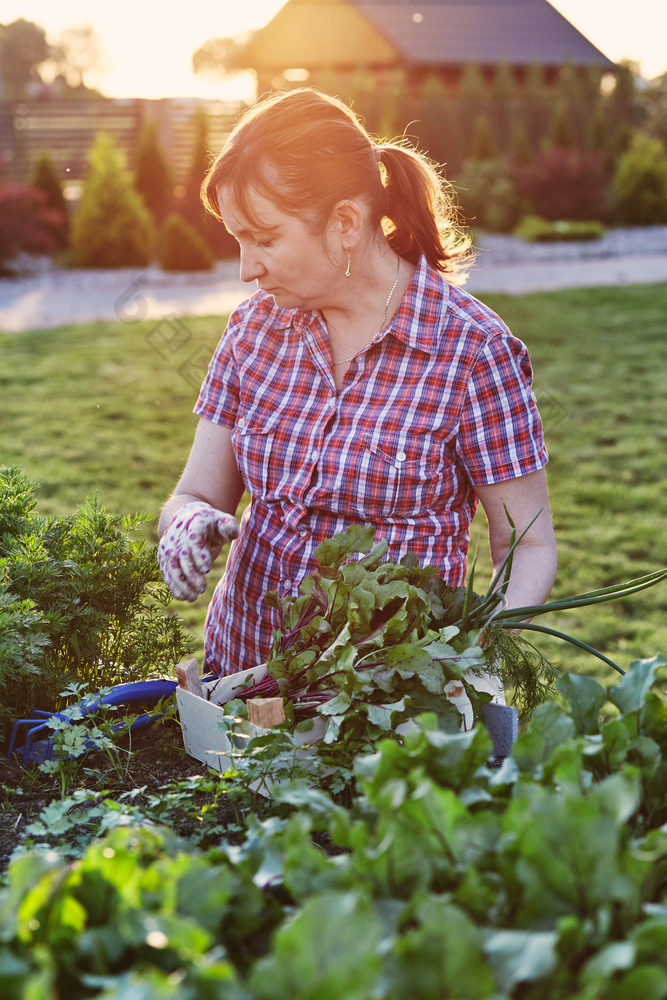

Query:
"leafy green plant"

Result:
[[220, 523, 665, 764], [0, 656, 664, 999], [515, 214, 605, 242], [36, 682, 142, 798], [0, 466, 193, 745]]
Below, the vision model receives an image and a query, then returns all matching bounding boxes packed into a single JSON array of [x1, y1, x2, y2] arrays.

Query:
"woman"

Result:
[[158, 88, 557, 683]]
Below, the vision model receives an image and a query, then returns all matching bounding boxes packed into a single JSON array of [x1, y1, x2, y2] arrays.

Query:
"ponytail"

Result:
[[377, 144, 474, 282]]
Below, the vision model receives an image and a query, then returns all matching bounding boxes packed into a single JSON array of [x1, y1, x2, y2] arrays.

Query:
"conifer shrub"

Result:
[[30, 151, 69, 248], [468, 114, 498, 162], [158, 212, 214, 271], [70, 132, 155, 268], [0, 467, 192, 745], [177, 106, 239, 260], [133, 118, 173, 224], [611, 131, 667, 225]]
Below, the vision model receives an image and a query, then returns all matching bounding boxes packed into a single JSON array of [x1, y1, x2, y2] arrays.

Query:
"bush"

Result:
[[611, 131, 667, 225], [0, 183, 65, 274], [515, 215, 605, 242], [455, 157, 525, 233], [514, 147, 609, 221], [69, 132, 155, 268], [158, 212, 214, 271], [0, 467, 192, 745]]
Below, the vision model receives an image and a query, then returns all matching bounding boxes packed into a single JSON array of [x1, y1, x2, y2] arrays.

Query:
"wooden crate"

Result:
[[176, 663, 326, 792]]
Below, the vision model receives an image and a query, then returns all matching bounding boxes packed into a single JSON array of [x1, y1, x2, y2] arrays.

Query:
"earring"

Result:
[[344, 248, 351, 278]]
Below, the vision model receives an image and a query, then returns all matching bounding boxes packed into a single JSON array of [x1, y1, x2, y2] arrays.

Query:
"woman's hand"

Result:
[[158, 501, 239, 602]]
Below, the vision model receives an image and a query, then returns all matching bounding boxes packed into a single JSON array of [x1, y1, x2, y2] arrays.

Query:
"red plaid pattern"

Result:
[[194, 257, 548, 675]]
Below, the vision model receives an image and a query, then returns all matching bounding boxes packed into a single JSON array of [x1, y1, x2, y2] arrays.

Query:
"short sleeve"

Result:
[[193, 320, 240, 429], [455, 332, 548, 486]]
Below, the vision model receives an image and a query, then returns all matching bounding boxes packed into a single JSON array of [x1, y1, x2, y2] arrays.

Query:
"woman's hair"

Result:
[[201, 88, 473, 282]]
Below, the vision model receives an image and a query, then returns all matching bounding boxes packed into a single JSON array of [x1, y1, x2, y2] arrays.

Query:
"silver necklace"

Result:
[[332, 255, 401, 367]]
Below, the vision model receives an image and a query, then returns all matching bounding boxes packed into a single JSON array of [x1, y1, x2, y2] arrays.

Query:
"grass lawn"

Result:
[[1, 283, 665, 685]]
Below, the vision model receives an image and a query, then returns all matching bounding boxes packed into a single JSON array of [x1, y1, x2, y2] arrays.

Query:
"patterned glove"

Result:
[[158, 501, 239, 602]]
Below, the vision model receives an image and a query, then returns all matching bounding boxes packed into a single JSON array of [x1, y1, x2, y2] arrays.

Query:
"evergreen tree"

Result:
[[134, 119, 173, 224], [459, 62, 486, 102], [418, 74, 455, 167], [509, 116, 532, 164], [30, 151, 68, 247], [469, 115, 498, 161], [545, 98, 577, 151], [587, 98, 610, 155], [378, 68, 405, 141], [70, 133, 154, 268], [178, 106, 236, 259]]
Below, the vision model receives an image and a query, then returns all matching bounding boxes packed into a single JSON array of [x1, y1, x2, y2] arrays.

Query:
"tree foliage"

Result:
[[0, 18, 48, 100]]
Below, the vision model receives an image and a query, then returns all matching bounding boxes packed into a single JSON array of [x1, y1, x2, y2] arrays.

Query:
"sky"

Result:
[[3, 0, 666, 101]]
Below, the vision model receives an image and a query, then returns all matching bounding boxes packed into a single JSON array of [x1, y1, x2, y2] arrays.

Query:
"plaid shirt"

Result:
[[194, 256, 548, 675]]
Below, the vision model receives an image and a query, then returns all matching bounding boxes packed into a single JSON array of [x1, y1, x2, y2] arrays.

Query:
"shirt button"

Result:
[[299, 529, 308, 538], [396, 450, 407, 462], [237, 417, 245, 429], [282, 579, 292, 590], [310, 449, 319, 461]]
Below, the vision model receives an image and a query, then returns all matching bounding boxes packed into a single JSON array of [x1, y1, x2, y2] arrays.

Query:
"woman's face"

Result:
[[218, 186, 341, 311]]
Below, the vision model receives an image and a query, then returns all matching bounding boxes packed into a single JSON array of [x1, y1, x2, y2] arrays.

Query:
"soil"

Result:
[[0, 719, 227, 873]]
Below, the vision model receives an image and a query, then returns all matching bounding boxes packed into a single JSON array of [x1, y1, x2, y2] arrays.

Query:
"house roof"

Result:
[[237, 0, 616, 72], [358, 0, 616, 68]]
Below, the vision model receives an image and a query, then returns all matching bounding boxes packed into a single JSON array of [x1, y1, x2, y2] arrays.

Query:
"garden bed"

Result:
[[0, 717, 227, 873]]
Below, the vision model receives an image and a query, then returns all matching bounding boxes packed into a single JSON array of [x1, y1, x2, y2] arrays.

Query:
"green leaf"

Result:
[[483, 929, 558, 992], [365, 703, 396, 730], [313, 524, 376, 569], [511, 703, 576, 773], [247, 890, 383, 1000], [390, 897, 495, 998], [609, 656, 665, 715], [317, 691, 352, 717], [557, 673, 606, 734], [581, 941, 635, 984]]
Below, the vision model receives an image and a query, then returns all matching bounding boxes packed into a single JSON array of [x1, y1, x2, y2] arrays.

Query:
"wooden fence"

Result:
[[0, 97, 244, 187]]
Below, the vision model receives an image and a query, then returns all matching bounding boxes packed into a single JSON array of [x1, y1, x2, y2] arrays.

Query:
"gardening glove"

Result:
[[158, 501, 239, 602]]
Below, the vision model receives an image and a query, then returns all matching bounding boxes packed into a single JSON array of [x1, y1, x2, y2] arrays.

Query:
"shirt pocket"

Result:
[[231, 414, 279, 498], [355, 437, 441, 519]]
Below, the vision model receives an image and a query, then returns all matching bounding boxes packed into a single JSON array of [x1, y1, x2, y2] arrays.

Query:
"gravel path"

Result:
[[1, 226, 666, 333]]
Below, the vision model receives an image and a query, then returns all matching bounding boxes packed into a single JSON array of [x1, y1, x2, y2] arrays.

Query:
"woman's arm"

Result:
[[475, 468, 557, 614], [159, 418, 244, 537]]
